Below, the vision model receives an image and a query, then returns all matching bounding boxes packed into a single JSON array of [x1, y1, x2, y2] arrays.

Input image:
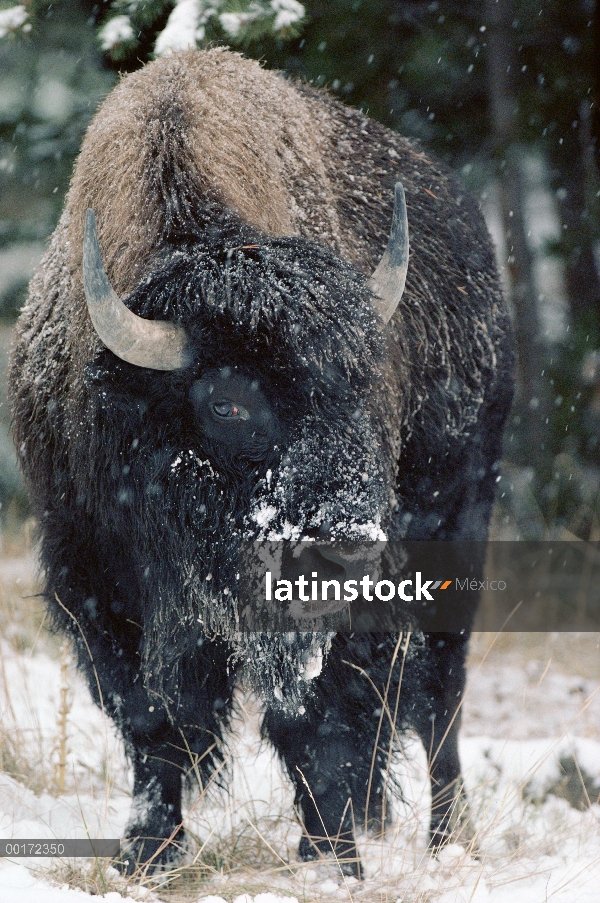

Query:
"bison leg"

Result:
[[117, 640, 235, 873], [43, 540, 235, 873], [121, 729, 187, 874], [263, 637, 397, 880], [411, 632, 474, 851], [263, 706, 364, 877], [104, 646, 235, 874]]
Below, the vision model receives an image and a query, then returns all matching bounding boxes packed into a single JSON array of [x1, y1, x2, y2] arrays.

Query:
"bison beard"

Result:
[[9, 49, 514, 877]]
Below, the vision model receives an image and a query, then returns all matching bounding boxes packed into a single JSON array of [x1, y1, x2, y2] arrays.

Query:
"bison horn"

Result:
[[83, 209, 192, 371], [369, 182, 409, 325]]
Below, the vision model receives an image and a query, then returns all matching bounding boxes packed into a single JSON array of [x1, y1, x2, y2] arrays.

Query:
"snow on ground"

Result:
[[0, 556, 598, 903]]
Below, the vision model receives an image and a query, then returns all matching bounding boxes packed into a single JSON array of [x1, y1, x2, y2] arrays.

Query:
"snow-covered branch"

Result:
[[99, 0, 305, 60], [0, 4, 30, 39], [98, 14, 135, 52]]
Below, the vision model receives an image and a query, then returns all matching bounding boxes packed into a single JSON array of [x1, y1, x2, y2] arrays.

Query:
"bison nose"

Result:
[[282, 541, 382, 591]]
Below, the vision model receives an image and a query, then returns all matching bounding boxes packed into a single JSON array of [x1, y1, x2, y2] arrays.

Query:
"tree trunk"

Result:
[[485, 0, 551, 463], [592, 0, 600, 176], [549, 126, 600, 328]]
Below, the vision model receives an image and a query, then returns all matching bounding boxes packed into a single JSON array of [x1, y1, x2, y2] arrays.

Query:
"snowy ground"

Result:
[[0, 554, 598, 903]]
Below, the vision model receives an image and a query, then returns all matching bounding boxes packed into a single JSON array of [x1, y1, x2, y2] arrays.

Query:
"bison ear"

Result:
[[369, 182, 409, 325], [83, 209, 192, 371]]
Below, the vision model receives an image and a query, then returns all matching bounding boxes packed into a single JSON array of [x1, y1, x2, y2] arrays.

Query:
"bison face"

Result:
[[81, 188, 408, 707]]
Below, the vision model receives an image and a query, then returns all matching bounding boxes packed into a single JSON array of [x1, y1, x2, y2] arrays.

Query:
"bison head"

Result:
[[81, 186, 408, 709]]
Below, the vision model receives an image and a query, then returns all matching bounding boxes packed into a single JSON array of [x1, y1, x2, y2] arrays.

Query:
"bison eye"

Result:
[[212, 401, 250, 421]]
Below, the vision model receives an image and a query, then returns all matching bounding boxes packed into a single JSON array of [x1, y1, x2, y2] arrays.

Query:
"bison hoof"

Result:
[[298, 834, 362, 879], [117, 827, 186, 876], [429, 803, 477, 856]]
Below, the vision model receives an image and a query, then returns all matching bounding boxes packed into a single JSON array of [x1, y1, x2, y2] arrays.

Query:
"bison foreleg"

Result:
[[116, 645, 235, 875], [411, 632, 475, 851], [45, 555, 234, 874], [264, 706, 364, 878], [121, 736, 187, 875]]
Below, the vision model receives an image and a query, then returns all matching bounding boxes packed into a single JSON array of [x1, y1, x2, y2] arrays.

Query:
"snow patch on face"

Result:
[[280, 521, 303, 541], [247, 435, 387, 543], [251, 507, 386, 543], [333, 517, 387, 541], [170, 449, 215, 474], [251, 503, 278, 531]]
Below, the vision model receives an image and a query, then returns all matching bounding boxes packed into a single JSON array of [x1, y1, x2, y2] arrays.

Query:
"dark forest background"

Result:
[[1, 0, 600, 540]]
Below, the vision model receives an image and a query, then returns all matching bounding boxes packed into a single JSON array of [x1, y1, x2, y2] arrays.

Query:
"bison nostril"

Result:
[[286, 545, 347, 584]]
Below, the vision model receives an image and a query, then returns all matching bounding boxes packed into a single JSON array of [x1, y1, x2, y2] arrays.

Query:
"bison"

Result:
[[9, 48, 514, 876]]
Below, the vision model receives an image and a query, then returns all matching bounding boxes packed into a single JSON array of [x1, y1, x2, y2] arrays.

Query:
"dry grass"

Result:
[[0, 548, 47, 654], [468, 631, 600, 681], [0, 538, 53, 794], [39, 860, 149, 900]]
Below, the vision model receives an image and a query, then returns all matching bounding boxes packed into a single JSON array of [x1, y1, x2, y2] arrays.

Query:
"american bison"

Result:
[[9, 49, 514, 876]]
